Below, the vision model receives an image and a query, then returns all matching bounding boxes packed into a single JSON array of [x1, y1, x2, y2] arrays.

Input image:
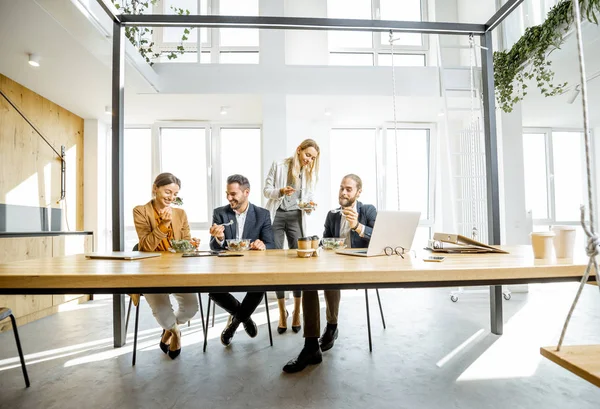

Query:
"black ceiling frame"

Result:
[[95, 0, 525, 346]]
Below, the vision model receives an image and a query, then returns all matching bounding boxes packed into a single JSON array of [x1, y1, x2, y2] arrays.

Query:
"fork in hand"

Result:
[[220, 220, 234, 227]]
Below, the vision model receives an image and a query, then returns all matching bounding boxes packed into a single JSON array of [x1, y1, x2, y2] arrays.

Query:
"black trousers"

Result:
[[208, 292, 264, 322]]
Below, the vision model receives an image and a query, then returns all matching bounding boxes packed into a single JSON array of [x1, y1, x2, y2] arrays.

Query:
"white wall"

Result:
[[83, 119, 110, 251], [497, 104, 530, 245]]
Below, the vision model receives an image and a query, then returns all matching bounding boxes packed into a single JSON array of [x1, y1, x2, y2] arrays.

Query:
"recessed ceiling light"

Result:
[[324, 109, 332, 116], [438, 112, 445, 117], [220, 106, 228, 115], [28, 53, 40, 67]]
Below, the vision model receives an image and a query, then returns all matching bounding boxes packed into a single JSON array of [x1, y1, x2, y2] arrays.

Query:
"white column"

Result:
[[498, 104, 530, 293], [83, 119, 110, 252]]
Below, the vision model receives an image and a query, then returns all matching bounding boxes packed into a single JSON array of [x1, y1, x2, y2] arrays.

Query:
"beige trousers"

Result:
[[144, 293, 199, 330]]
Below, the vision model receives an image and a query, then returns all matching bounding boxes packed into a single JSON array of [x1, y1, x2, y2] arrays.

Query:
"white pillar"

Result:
[[83, 119, 110, 251]]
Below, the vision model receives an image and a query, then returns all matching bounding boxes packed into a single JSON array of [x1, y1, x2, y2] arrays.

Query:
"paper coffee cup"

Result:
[[551, 226, 577, 258], [530, 231, 555, 259]]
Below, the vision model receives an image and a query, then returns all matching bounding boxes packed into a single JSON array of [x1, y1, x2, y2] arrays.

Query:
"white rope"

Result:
[[389, 30, 401, 210], [468, 34, 478, 239], [556, 0, 600, 351]]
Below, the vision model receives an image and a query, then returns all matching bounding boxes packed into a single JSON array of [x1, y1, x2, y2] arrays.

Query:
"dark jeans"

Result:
[[208, 292, 264, 323], [273, 208, 302, 299]]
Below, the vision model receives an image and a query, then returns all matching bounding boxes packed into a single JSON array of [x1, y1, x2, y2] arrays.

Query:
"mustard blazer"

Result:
[[133, 201, 191, 251]]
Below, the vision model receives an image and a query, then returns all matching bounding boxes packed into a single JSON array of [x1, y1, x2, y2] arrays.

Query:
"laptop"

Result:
[[85, 251, 161, 260], [335, 211, 421, 257]]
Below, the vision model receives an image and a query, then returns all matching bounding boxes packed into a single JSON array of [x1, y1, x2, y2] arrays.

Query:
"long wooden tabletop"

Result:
[[0, 246, 594, 293], [541, 346, 600, 388]]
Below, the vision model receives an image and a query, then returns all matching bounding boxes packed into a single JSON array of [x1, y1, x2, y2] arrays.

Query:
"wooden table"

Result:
[[0, 246, 594, 347]]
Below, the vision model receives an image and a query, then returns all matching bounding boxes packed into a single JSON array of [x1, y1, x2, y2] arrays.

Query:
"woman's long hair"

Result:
[[285, 139, 320, 188]]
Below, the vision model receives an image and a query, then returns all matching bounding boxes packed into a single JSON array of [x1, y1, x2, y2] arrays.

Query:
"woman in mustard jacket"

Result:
[[133, 172, 199, 359]]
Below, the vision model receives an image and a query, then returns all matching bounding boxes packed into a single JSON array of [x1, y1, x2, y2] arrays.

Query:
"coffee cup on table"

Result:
[[551, 226, 577, 258], [298, 237, 311, 250], [530, 231, 555, 259]]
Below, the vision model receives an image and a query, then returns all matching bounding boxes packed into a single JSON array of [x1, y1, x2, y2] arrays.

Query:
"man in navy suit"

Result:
[[283, 174, 377, 373], [209, 174, 275, 346]]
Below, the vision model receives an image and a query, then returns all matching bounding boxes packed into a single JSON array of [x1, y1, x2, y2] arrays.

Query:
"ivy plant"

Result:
[[493, 0, 600, 113], [112, 0, 192, 66]]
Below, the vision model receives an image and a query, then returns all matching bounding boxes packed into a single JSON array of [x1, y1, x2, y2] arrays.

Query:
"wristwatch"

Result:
[[352, 223, 361, 232]]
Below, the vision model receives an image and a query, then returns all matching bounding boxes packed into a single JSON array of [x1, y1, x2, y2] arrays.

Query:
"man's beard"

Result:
[[339, 196, 356, 207], [230, 199, 246, 210]]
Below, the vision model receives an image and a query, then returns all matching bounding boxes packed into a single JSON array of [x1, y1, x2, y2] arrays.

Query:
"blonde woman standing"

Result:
[[263, 139, 320, 334], [133, 172, 199, 359]]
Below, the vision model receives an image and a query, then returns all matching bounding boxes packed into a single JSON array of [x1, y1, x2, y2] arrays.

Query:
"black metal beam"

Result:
[[480, 31, 501, 246], [95, 0, 121, 23], [111, 21, 125, 253], [485, 0, 526, 32], [111, 21, 126, 348], [119, 14, 486, 35]]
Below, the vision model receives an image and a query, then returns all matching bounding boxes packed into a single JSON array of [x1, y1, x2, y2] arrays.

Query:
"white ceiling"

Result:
[[2, 0, 598, 129]]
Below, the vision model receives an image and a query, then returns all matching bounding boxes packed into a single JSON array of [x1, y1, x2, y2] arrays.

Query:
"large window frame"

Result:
[[152, 0, 260, 64], [327, 0, 429, 66], [330, 123, 436, 237], [122, 122, 262, 249], [523, 127, 594, 228]]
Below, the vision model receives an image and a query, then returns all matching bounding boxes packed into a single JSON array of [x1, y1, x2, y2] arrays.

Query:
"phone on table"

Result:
[[423, 256, 446, 262], [217, 253, 244, 257], [182, 251, 220, 257]]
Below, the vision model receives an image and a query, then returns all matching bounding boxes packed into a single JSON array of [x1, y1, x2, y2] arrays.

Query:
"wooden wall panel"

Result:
[[0, 236, 90, 331], [0, 74, 84, 230]]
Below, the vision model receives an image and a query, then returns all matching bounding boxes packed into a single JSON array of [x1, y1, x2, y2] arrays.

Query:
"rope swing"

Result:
[[556, 0, 600, 351]]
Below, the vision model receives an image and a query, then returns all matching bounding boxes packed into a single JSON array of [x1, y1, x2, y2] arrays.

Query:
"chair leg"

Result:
[[375, 289, 386, 329], [132, 303, 140, 366], [198, 293, 206, 334], [9, 314, 30, 388], [125, 297, 133, 334], [365, 289, 373, 352], [203, 296, 211, 353], [211, 299, 216, 327], [264, 292, 273, 347]]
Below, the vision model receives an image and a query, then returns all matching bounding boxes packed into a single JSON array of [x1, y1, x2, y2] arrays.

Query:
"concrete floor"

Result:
[[1, 284, 599, 409]]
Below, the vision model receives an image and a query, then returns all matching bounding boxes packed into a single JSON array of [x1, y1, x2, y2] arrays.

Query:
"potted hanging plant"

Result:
[[493, 0, 600, 113], [112, 0, 193, 66]]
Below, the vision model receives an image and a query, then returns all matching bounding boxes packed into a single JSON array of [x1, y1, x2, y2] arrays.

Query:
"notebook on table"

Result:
[[85, 252, 162, 260], [335, 211, 421, 257]]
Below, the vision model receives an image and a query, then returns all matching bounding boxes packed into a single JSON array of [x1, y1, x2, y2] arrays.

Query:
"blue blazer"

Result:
[[323, 201, 377, 249], [210, 203, 276, 251]]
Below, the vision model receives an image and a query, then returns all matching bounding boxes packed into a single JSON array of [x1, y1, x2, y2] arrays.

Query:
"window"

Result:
[[152, 0, 259, 64], [159, 127, 210, 224], [123, 124, 261, 250], [327, 0, 427, 66], [218, 128, 262, 206], [330, 129, 378, 206], [330, 126, 434, 241], [383, 128, 431, 220], [501, 0, 561, 49], [523, 129, 590, 248]]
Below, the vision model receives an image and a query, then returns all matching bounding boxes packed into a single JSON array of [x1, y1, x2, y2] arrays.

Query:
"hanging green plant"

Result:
[[112, 0, 193, 66], [493, 0, 600, 113]]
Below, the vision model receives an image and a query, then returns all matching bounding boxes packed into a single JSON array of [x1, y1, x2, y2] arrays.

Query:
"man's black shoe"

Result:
[[319, 327, 338, 352], [243, 318, 258, 338], [221, 317, 241, 346], [282, 347, 323, 373]]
